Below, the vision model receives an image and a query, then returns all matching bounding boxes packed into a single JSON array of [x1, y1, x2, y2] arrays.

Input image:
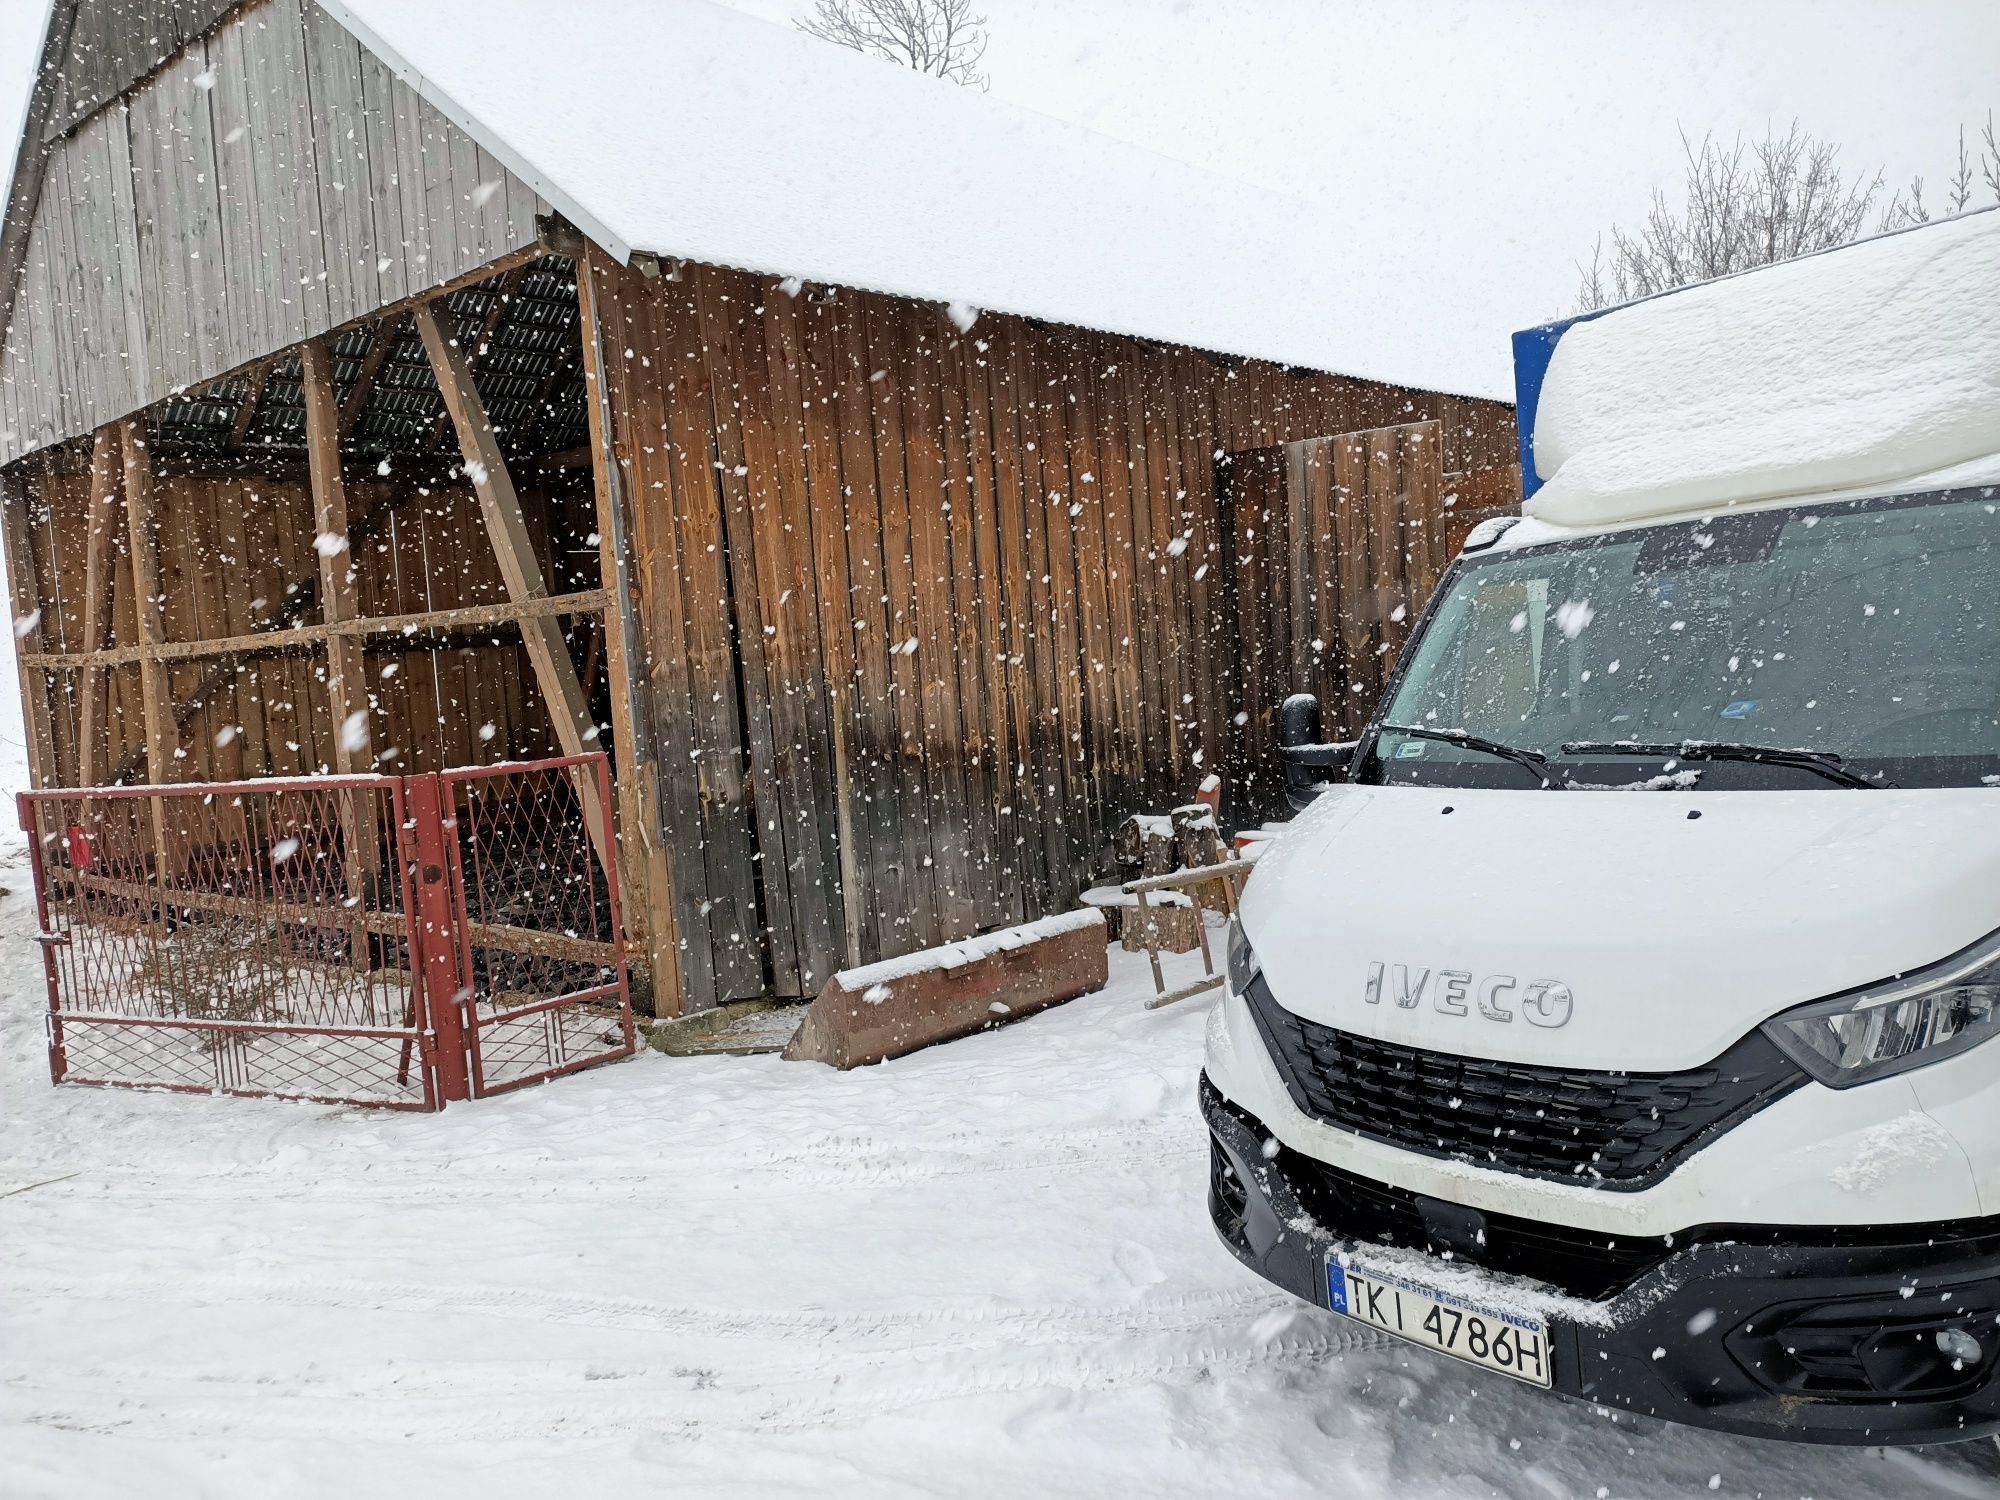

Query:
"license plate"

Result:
[[1327, 1260, 1552, 1387]]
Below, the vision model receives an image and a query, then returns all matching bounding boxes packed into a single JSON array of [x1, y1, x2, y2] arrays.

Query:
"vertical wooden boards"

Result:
[[1231, 417, 1449, 771], [1023, 326, 1089, 904], [583, 257, 764, 1012], [690, 264, 807, 995], [300, 1, 384, 329], [1222, 446, 1285, 810], [1297, 436, 1342, 713], [652, 272, 767, 1003], [576, 247, 680, 1009], [735, 274, 846, 990], [791, 284, 871, 967], [935, 315, 1011, 931], [12, 451, 551, 788], [126, 43, 229, 401], [894, 301, 975, 943], [0, 466, 58, 788], [824, 291, 910, 959], [984, 315, 1064, 916], [1401, 422, 1444, 625]]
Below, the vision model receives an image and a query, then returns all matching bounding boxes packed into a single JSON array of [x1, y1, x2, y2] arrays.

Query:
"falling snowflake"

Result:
[[339, 711, 370, 753], [1554, 599, 1595, 639]]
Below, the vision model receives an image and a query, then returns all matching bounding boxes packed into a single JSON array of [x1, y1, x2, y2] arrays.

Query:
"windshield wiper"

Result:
[[1378, 724, 1567, 789], [1560, 739, 1888, 789]]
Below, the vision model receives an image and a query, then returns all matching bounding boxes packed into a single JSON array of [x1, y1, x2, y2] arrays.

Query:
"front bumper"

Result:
[[1203, 1075, 2000, 1446]]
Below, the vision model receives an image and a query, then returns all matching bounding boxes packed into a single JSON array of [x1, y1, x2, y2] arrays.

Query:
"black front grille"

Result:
[[1293, 1142, 1672, 1298], [1244, 975, 1806, 1188]]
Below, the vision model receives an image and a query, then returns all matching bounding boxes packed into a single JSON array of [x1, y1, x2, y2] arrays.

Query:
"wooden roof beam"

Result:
[[227, 359, 275, 452], [338, 312, 404, 439]]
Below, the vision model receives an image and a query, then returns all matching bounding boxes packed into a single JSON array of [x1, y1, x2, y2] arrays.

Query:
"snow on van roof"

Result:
[[320, 0, 1485, 399], [1524, 208, 2000, 530]]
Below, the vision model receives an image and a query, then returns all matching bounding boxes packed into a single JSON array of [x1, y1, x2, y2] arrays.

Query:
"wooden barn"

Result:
[[0, 0, 1520, 1016]]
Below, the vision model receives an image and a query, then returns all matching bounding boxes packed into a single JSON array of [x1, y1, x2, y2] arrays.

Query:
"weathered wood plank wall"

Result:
[[0, 0, 546, 463], [14, 456, 595, 785], [583, 252, 1519, 1013]]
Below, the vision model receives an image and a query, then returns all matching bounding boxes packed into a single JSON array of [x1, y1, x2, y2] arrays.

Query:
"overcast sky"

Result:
[[0, 0, 1993, 395]]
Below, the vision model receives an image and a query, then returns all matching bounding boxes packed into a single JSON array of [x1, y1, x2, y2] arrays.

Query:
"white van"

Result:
[[1202, 209, 2000, 1445]]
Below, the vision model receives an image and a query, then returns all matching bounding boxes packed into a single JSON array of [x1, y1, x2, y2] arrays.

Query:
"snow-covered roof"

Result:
[[1524, 208, 2000, 529], [320, 0, 1492, 401]]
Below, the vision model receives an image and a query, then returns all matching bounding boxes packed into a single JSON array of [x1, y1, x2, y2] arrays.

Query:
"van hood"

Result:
[[1242, 783, 2000, 1072]]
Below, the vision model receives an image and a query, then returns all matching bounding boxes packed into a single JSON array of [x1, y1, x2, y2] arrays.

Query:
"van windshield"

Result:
[[1366, 487, 2000, 791]]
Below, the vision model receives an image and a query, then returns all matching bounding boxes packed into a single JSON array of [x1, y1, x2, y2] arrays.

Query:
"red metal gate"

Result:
[[19, 753, 635, 1110]]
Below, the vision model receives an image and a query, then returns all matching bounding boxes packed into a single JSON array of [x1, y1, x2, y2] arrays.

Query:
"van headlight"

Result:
[[1761, 929, 2000, 1088], [1226, 917, 1261, 995]]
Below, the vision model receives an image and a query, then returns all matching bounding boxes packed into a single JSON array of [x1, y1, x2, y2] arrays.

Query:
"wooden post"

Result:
[[301, 339, 383, 933], [118, 418, 175, 780], [300, 339, 371, 774], [75, 427, 122, 785], [413, 298, 614, 878], [118, 418, 177, 869], [576, 248, 682, 1010], [0, 466, 58, 789]]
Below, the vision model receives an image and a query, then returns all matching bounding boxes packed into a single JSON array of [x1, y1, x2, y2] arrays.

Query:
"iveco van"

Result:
[[1202, 209, 2000, 1444]]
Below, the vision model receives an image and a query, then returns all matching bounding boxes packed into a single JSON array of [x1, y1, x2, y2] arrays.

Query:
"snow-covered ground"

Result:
[[2, 842, 1996, 1499]]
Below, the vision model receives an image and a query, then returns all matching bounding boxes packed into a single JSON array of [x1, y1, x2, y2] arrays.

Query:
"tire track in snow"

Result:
[[4, 1305, 1386, 1445], [3, 1272, 1294, 1344], [0, 1117, 1202, 1206]]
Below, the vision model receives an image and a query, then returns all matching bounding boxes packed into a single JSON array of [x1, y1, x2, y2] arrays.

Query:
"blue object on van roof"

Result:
[[1511, 311, 1606, 500]]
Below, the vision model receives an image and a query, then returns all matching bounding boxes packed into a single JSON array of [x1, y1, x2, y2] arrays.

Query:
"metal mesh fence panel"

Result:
[[438, 754, 636, 1095], [22, 754, 635, 1109], [22, 776, 434, 1109]]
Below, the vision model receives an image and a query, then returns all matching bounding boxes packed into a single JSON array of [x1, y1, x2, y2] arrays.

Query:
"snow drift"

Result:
[[1526, 208, 2000, 528]]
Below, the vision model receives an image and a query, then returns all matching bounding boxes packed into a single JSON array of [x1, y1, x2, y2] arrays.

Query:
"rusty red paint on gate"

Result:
[[18, 753, 635, 1110]]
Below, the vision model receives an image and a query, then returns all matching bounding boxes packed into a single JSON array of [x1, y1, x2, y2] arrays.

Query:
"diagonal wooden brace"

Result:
[[414, 299, 614, 881]]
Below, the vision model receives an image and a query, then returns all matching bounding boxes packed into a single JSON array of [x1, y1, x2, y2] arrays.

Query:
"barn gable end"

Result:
[[0, 0, 548, 463]]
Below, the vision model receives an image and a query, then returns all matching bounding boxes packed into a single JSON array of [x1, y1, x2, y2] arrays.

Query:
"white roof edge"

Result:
[[316, 0, 634, 266], [318, 0, 1516, 401], [1500, 462, 2000, 554]]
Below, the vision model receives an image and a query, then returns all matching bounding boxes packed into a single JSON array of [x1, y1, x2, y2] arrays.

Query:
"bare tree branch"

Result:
[[1579, 123, 1892, 310], [797, 0, 990, 88], [1984, 111, 2000, 205], [1579, 113, 1998, 311]]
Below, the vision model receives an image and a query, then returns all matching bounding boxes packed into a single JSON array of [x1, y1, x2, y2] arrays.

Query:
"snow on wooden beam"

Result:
[[784, 909, 1108, 1070]]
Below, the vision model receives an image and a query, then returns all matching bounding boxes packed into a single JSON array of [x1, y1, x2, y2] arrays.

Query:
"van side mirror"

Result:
[[1277, 693, 1355, 808]]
